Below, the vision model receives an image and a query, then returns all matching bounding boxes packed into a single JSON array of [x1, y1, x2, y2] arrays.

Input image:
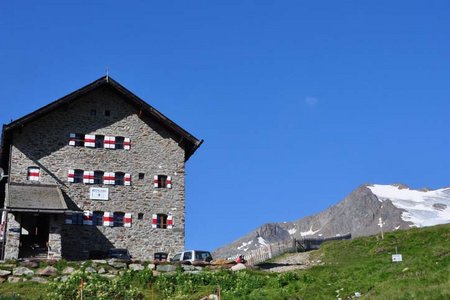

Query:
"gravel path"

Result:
[[257, 252, 319, 273]]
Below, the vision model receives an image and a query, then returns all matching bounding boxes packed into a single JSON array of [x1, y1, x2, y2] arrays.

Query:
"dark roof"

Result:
[[6, 183, 68, 213], [0, 76, 203, 162]]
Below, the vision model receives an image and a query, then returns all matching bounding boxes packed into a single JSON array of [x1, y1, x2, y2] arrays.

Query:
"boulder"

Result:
[[60, 275, 69, 282], [182, 265, 196, 271], [98, 267, 107, 274], [19, 261, 39, 268], [0, 277, 6, 283], [129, 264, 144, 271], [146, 263, 155, 270], [0, 270, 12, 277], [13, 267, 34, 276], [108, 259, 127, 269], [100, 274, 116, 279], [31, 277, 48, 284], [156, 264, 177, 272], [62, 267, 76, 275], [85, 267, 97, 274], [37, 266, 58, 276], [231, 263, 246, 272], [7, 276, 22, 283]]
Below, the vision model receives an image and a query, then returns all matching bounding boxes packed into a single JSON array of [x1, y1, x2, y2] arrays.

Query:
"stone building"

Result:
[[0, 76, 202, 260]]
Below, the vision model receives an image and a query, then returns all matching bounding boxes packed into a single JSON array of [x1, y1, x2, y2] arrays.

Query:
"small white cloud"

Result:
[[305, 96, 318, 106]]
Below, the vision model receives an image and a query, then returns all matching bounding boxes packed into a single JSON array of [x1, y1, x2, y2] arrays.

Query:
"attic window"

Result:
[[138, 173, 145, 180], [138, 213, 144, 220], [105, 110, 111, 117], [95, 135, 105, 148], [115, 136, 125, 149], [27, 167, 40, 181]]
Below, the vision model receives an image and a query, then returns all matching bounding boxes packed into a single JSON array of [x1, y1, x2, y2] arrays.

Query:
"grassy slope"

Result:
[[0, 224, 449, 299]]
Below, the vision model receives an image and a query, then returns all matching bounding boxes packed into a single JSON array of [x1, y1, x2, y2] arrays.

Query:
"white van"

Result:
[[171, 250, 213, 264]]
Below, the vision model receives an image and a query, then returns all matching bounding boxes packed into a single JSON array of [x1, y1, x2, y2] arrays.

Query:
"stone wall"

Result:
[[6, 86, 187, 260]]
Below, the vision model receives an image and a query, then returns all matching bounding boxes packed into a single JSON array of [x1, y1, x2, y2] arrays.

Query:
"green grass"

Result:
[[0, 223, 449, 299]]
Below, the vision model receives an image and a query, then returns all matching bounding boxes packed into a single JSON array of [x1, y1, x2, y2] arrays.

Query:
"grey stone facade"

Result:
[[1, 78, 201, 260]]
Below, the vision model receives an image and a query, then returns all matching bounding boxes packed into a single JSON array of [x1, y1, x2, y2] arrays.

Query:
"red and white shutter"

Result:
[[125, 173, 131, 186], [83, 211, 93, 225], [167, 176, 172, 189], [65, 213, 73, 225], [69, 133, 76, 146], [83, 170, 93, 184], [103, 212, 114, 227], [109, 136, 116, 149], [84, 134, 95, 147], [152, 214, 157, 228], [124, 138, 131, 150], [124, 213, 132, 227], [27, 168, 40, 181], [153, 175, 159, 188], [104, 172, 115, 185], [68, 170, 75, 183], [104, 136, 111, 149], [167, 214, 173, 229]]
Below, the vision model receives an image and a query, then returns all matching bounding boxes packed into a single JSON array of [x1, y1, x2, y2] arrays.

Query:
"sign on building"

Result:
[[90, 187, 109, 200]]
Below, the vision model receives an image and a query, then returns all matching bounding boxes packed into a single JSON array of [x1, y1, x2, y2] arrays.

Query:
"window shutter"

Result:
[[65, 213, 73, 225], [167, 214, 173, 229], [89, 171, 95, 184], [124, 138, 131, 150], [68, 170, 75, 183], [124, 173, 131, 186], [104, 172, 114, 185], [152, 214, 157, 228], [167, 176, 172, 189], [27, 168, 40, 181], [153, 175, 159, 188], [83, 211, 93, 225], [109, 136, 116, 149], [83, 170, 91, 184], [84, 134, 95, 147], [103, 212, 114, 227], [69, 133, 76, 146], [104, 136, 111, 149], [124, 213, 132, 227]]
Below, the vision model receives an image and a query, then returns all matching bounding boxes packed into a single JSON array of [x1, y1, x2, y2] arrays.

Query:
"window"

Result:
[[157, 214, 168, 229], [94, 170, 104, 184], [73, 169, 84, 183], [27, 167, 40, 181], [69, 133, 85, 147], [115, 136, 125, 150], [138, 213, 144, 220], [138, 173, 145, 180], [172, 253, 181, 262], [157, 175, 167, 188], [114, 212, 125, 227], [115, 172, 125, 186], [93, 211, 104, 226], [95, 135, 105, 148], [183, 251, 192, 260], [71, 213, 83, 225], [105, 110, 111, 117]]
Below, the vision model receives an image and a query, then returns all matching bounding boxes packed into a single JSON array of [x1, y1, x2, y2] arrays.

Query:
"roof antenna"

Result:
[[106, 67, 109, 82]]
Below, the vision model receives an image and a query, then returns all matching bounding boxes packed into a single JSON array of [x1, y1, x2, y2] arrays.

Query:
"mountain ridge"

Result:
[[213, 183, 450, 259]]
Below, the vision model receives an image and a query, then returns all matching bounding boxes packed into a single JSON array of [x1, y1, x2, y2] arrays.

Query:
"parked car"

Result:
[[171, 250, 213, 264], [107, 248, 132, 261]]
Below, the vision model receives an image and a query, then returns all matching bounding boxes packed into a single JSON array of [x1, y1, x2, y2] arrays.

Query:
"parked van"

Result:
[[171, 250, 213, 264]]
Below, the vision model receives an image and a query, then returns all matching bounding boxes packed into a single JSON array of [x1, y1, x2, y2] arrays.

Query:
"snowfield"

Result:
[[368, 184, 450, 227]]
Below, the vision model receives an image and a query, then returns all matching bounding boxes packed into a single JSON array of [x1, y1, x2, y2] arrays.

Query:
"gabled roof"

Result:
[[0, 76, 203, 162]]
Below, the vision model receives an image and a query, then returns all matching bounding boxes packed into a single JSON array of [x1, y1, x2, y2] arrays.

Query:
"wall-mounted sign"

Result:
[[90, 187, 109, 200], [392, 254, 403, 262]]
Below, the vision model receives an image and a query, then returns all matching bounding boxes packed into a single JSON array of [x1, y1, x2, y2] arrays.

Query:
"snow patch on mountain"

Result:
[[300, 227, 320, 237], [257, 237, 268, 246], [288, 228, 297, 235], [237, 240, 253, 252], [368, 184, 450, 227]]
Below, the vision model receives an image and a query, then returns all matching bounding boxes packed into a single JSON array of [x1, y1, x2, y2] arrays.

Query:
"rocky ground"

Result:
[[256, 251, 322, 273]]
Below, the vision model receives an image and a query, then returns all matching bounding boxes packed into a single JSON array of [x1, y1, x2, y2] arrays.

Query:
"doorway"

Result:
[[18, 214, 50, 258]]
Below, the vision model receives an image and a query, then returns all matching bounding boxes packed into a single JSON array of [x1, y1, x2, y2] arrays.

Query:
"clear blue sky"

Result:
[[1, 1, 450, 251]]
